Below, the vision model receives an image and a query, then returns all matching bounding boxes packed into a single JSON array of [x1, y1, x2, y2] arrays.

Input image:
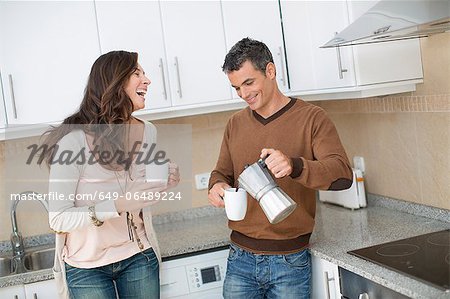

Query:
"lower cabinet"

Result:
[[0, 284, 25, 299], [0, 280, 57, 299], [311, 255, 341, 299], [24, 279, 58, 299]]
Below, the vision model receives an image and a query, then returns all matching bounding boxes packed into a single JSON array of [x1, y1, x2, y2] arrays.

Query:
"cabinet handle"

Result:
[[33, 293, 38, 299], [8, 74, 18, 119], [14, 295, 18, 299], [334, 32, 348, 79], [159, 58, 168, 100], [174, 56, 182, 98], [358, 293, 370, 299], [278, 46, 287, 87], [324, 271, 335, 299]]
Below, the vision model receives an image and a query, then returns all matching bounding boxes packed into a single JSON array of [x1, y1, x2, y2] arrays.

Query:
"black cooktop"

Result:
[[348, 229, 450, 291]]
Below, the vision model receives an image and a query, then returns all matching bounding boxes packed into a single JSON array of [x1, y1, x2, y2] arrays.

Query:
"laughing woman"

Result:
[[41, 51, 180, 299]]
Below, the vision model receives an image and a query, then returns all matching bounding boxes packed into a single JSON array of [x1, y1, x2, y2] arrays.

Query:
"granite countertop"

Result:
[[1, 198, 449, 299], [311, 202, 450, 299]]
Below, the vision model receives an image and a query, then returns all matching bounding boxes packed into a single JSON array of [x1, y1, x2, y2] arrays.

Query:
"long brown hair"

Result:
[[41, 50, 139, 168]]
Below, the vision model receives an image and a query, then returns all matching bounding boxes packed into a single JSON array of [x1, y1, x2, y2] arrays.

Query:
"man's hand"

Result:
[[260, 148, 293, 178], [208, 182, 230, 208]]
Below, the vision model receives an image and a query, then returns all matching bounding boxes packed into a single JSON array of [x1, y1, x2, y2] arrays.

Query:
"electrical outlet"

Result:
[[353, 156, 365, 174], [195, 172, 211, 190]]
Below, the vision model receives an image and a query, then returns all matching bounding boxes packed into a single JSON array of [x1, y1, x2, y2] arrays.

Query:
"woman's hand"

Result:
[[167, 162, 180, 189]]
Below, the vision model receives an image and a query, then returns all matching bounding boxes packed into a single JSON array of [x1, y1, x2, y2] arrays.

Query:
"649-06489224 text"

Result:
[[9, 191, 183, 202]]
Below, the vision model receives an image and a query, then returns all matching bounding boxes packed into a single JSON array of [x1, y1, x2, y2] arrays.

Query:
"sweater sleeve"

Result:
[[291, 109, 353, 190], [48, 131, 119, 233], [208, 120, 234, 190]]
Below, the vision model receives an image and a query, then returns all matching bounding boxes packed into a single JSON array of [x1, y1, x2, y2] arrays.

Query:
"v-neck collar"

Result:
[[252, 97, 296, 125]]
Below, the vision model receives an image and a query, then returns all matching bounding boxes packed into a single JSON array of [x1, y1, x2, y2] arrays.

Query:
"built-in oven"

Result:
[[339, 267, 409, 299], [160, 246, 228, 299]]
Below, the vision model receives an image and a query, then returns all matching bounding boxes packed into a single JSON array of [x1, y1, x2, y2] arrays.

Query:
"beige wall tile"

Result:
[[415, 34, 450, 96], [330, 113, 422, 204], [415, 113, 450, 209]]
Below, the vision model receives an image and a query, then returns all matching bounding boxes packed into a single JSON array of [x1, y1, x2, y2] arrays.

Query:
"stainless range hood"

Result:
[[322, 0, 450, 48]]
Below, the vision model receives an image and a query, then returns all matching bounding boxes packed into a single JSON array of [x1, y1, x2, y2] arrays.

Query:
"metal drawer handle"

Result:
[[324, 271, 335, 299], [334, 32, 348, 79], [174, 57, 182, 98], [8, 74, 18, 119], [161, 281, 177, 287], [159, 58, 168, 100], [278, 46, 287, 87]]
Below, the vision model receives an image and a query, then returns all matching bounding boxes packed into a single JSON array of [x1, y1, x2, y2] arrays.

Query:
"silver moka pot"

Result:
[[238, 158, 297, 224]]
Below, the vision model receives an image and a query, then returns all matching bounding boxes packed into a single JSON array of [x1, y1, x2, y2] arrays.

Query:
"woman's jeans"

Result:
[[65, 248, 159, 299], [223, 243, 311, 299]]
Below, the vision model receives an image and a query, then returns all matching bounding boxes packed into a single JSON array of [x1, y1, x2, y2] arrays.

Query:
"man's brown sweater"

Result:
[[209, 98, 352, 254]]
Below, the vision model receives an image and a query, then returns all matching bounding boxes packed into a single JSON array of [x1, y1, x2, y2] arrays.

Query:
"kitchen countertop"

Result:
[[1, 200, 449, 298]]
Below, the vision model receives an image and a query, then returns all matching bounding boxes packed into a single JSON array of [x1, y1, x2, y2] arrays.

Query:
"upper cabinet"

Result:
[[221, 0, 288, 93], [280, 0, 423, 99], [346, 0, 423, 85], [95, 1, 172, 111], [0, 1, 101, 125], [0, 0, 425, 137], [280, 1, 356, 92], [160, 1, 231, 106]]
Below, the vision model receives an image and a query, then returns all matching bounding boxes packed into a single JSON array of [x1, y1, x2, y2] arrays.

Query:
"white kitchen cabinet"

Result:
[[280, 1, 356, 92], [0, 1, 101, 125], [221, 0, 288, 93], [24, 279, 57, 299], [160, 1, 231, 106], [0, 284, 25, 299], [95, 1, 172, 111], [280, 0, 423, 99], [347, 0, 423, 86], [311, 255, 341, 299]]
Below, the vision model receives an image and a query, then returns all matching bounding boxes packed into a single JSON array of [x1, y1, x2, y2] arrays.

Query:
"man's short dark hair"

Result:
[[222, 37, 274, 74]]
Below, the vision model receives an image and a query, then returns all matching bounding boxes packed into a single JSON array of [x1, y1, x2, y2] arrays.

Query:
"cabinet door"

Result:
[[0, 1, 100, 125], [280, 1, 355, 92], [0, 284, 25, 299], [24, 279, 58, 299], [311, 255, 341, 299], [347, 0, 423, 85], [307, 1, 356, 90], [160, 1, 231, 106], [95, 1, 172, 111], [221, 0, 288, 93]]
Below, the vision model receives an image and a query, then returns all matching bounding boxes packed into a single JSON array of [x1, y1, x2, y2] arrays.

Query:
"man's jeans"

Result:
[[65, 248, 159, 299], [223, 243, 311, 299]]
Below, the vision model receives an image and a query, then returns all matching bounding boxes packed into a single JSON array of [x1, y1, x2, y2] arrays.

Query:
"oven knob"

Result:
[[358, 293, 370, 299]]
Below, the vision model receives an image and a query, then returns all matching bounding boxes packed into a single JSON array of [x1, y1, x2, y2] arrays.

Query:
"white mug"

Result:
[[145, 162, 169, 186], [224, 188, 247, 221]]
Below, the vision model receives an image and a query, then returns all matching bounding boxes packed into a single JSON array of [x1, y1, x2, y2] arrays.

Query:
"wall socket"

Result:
[[195, 172, 211, 190], [353, 156, 365, 174]]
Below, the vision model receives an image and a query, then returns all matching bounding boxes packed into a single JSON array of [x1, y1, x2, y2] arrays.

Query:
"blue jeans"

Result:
[[223, 243, 311, 299], [65, 248, 159, 299]]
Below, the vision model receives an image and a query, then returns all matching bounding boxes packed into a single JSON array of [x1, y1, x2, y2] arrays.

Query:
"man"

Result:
[[208, 38, 353, 299]]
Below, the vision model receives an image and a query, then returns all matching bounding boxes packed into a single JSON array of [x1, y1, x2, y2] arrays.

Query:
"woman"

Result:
[[41, 51, 179, 298]]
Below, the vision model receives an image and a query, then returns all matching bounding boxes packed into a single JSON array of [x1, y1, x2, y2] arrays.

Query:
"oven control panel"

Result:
[[186, 258, 226, 292]]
